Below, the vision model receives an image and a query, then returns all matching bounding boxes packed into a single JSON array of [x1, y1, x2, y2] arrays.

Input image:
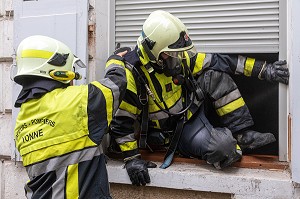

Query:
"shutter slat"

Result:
[[115, 0, 279, 53]]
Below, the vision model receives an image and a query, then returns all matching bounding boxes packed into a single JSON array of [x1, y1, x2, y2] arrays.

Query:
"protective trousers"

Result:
[[178, 70, 253, 164]]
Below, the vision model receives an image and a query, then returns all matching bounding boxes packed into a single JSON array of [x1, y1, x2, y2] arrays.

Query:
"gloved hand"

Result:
[[125, 157, 157, 186], [260, 60, 289, 84], [114, 46, 131, 56]]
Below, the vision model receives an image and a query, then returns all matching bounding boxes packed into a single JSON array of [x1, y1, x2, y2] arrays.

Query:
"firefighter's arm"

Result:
[[108, 58, 157, 185], [190, 53, 289, 84], [87, 52, 127, 145]]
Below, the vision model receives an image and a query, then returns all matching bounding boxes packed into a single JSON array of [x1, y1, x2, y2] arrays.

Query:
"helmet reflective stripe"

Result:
[[21, 49, 54, 59]]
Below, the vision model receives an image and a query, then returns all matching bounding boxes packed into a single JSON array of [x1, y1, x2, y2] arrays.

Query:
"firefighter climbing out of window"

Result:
[[13, 35, 127, 198], [108, 10, 289, 186]]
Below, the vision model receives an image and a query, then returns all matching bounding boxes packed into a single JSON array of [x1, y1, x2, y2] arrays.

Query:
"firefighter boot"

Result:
[[234, 130, 276, 150]]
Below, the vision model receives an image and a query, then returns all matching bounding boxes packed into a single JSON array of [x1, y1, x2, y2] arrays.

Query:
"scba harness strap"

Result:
[[124, 62, 149, 149], [125, 61, 188, 169]]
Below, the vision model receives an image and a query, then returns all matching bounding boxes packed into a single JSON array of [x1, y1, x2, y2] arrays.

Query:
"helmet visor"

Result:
[[158, 48, 194, 77], [73, 56, 86, 68], [162, 46, 197, 60]]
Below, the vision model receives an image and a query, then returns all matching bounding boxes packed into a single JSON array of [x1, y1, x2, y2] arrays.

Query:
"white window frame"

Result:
[[99, 0, 289, 161]]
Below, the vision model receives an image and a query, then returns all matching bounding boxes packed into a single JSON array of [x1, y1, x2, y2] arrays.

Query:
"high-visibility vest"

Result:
[[14, 85, 96, 166]]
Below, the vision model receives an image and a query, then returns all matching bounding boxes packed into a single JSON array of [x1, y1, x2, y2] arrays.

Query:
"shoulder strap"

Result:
[[126, 62, 149, 149]]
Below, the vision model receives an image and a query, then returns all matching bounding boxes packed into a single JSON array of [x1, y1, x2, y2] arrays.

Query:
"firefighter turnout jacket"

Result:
[[14, 55, 126, 199], [109, 48, 266, 161]]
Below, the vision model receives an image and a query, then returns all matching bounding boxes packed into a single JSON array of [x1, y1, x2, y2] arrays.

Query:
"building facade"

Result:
[[1, 0, 300, 198]]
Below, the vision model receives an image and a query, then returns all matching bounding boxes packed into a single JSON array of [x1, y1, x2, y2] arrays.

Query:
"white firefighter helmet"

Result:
[[137, 10, 197, 67], [15, 35, 84, 84]]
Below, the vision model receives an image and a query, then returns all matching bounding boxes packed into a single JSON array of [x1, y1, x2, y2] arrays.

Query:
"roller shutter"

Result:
[[115, 0, 279, 53]]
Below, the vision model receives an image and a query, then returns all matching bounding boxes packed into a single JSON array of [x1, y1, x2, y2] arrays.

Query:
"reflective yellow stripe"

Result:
[[216, 97, 245, 116], [194, 53, 205, 73], [137, 45, 150, 66], [106, 59, 125, 68], [153, 120, 160, 128], [119, 101, 139, 115], [66, 163, 79, 199], [22, 135, 97, 166], [184, 51, 190, 66], [236, 144, 241, 151], [91, 81, 113, 124], [244, 57, 255, 77], [119, 140, 138, 152], [187, 110, 193, 120], [21, 49, 54, 59], [126, 68, 138, 94]]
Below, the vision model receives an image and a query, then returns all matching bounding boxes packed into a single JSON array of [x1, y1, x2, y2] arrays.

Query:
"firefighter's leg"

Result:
[[178, 107, 241, 169], [197, 70, 276, 150]]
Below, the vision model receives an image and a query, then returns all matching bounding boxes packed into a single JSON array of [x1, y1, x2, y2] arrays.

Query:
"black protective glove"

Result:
[[260, 60, 289, 84], [125, 158, 157, 186]]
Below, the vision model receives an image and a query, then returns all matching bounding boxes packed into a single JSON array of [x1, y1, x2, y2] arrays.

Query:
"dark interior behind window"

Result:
[[206, 53, 279, 155]]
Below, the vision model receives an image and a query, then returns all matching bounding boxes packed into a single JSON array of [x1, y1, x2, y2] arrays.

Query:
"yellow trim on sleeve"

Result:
[[244, 57, 255, 77], [91, 81, 113, 124], [119, 140, 138, 152], [106, 59, 125, 68], [21, 49, 54, 59], [216, 97, 245, 116]]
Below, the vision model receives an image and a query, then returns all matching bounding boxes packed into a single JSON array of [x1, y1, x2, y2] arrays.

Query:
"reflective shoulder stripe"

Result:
[[126, 68, 138, 95], [66, 164, 79, 199], [194, 53, 205, 73], [91, 81, 113, 124], [21, 49, 54, 59], [184, 51, 191, 66], [244, 57, 255, 77], [119, 140, 138, 152], [216, 97, 245, 116]]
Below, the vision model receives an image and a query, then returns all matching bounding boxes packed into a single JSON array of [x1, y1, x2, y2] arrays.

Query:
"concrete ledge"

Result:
[[107, 160, 295, 199]]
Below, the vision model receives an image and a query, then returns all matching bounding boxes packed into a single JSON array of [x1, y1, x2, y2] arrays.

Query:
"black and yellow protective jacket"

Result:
[[14, 55, 126, 199], [109, 48, 266, 160]]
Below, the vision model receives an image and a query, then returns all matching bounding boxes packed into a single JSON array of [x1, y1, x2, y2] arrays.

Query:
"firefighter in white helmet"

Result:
[[108, 10, 289, 186], [14, 35, 127, 198]]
